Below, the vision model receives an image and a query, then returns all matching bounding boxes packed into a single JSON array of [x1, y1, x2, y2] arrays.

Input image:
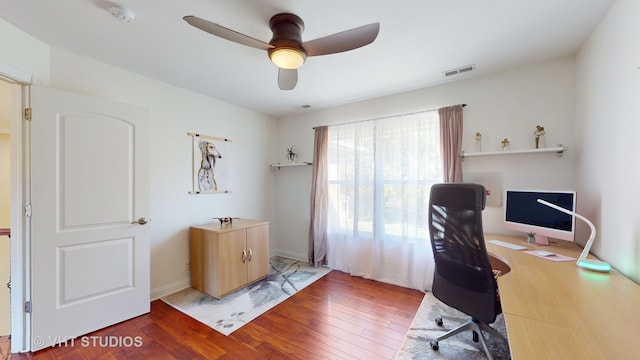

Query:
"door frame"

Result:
[[1, 60, 32, 352]]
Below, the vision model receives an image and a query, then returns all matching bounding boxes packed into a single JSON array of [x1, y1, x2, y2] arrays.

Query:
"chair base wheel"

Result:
[[430, 340, 439, 350], [473, 330, 479, 342], [435, 317, 443, 326]]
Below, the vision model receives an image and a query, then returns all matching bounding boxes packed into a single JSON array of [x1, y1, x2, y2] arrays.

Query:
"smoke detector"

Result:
[[108, 4, 135, 23]]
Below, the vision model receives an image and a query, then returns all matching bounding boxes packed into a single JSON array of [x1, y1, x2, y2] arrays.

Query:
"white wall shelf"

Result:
[[271, 162, 312, 169], [460, 145, 567, 159]]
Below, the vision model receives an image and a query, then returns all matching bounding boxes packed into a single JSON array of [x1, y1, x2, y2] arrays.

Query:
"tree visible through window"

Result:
[[325, 109, 443, 289]]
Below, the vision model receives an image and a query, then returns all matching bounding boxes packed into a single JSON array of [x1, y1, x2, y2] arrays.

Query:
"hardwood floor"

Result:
[[12, 270, 424, 359], [1, 336, 10, 360]]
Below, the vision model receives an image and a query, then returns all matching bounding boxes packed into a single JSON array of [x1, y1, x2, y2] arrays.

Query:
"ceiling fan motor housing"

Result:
[[183, 12, 380, 89], [268, 13, 307, 64]]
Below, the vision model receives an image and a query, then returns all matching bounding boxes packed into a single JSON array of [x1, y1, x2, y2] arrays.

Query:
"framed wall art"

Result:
[[188, 132, 232, 194]]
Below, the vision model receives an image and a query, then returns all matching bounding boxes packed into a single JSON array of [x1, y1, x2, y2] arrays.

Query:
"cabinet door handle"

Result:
[[242, 250, 247, 263], [248, 249, 253, 262]]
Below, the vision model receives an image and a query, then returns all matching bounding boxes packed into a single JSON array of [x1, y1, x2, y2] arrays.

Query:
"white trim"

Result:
[[270, 249, 307, 263], [0, 60, 32, 353], [9, 84, 28, 353], [150, 278, 191, 301], [0, 62, 32, 84], [7, 84, 19, 350]]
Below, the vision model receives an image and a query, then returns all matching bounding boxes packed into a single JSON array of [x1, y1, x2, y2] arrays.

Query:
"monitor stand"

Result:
[[533, 234, 550, 246]]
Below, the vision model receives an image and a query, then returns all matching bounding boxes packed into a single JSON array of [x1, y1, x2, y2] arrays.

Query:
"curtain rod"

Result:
[[312, 104, 466, 130]]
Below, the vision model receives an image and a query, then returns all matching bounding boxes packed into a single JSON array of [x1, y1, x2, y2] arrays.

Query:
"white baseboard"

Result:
[[150, 277, 190, 301], [270, 249, 308, 263]]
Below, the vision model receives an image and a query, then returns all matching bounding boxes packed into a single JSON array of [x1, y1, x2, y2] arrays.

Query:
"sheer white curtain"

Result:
[[326, 110, 443, 291]]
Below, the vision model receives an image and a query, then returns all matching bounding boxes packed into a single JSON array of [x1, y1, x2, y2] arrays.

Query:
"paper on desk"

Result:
[[524, 250, 575, 262]]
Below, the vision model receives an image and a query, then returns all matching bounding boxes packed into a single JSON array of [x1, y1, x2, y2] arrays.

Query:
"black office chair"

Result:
[[428, 183, 506, 360]]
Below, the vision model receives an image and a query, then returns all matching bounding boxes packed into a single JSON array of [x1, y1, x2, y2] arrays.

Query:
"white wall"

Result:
[[575, 0, 640, 283], [276, 56, 577, 259], [48, 48, 278, 297], [0, 19, 279, 299], [0, 19, 50, 85]]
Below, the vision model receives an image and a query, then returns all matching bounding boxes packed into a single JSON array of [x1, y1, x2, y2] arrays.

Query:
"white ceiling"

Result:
[[0, 0, 615, 118]]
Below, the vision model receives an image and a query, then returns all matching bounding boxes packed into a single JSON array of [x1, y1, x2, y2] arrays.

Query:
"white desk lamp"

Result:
[[537, 199, 611, 273]]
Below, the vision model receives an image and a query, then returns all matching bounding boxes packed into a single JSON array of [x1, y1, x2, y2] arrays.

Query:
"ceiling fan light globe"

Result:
[[269, 48, 306, 69]]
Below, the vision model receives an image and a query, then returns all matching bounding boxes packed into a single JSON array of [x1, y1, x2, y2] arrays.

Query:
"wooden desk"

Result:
[[486, 234, 640, 359]]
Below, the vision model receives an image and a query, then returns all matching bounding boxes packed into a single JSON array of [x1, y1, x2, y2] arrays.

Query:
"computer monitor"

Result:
[[504, 189, 576, 245]]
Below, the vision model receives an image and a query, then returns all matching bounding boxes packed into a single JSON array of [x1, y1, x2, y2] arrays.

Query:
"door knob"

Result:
[[132, 217, 150, 225]]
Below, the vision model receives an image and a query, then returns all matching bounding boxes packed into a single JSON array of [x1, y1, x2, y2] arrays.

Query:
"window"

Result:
[[327, 110, 443, 242]]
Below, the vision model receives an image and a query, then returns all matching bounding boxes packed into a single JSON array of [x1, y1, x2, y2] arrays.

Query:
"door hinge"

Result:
[[25, 301, 32, 314], [25, 204, 32, 218], [24, 107, 32, 121]]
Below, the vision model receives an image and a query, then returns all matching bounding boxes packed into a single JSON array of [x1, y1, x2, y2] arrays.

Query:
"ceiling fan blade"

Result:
[[183, 15, 273, 50], [278, 69, 298, 90], [303, 23, 380, 56]]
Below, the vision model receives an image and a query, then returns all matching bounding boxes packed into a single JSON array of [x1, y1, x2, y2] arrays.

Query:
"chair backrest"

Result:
[[428, 183, 500, 323]]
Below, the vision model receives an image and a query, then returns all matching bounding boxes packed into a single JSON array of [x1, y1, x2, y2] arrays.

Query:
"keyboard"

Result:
[[488, 239, 527, 250]]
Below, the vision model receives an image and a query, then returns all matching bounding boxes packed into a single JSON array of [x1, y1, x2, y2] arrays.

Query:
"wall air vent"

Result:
[[443, 65, 475, 77]]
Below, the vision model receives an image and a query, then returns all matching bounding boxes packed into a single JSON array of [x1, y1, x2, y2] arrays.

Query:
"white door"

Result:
[[29, 85, 150, 351]]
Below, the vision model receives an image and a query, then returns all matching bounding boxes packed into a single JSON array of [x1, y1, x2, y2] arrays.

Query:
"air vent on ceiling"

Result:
[[443, 65, 475, 77]]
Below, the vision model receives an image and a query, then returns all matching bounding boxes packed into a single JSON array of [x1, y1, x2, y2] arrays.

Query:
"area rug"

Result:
[[397, 292, 511, 359], [161, 256, 332, 336]]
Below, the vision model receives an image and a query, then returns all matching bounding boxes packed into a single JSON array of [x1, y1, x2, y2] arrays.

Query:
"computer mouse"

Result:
[[537, 251, 555, 257]]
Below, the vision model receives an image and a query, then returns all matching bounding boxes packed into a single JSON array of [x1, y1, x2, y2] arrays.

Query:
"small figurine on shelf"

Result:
[[500, 138, 510, 151], [474, 132, 482, 152], [534, 125, 546, 149], [286, 145, 298, 163]]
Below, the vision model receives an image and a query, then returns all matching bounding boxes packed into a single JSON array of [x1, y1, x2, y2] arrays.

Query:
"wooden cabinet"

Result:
[[190, 219, 269, 298]]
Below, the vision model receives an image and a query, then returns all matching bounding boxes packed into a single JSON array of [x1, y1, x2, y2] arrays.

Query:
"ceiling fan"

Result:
[[183, 13, 380, 90]]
